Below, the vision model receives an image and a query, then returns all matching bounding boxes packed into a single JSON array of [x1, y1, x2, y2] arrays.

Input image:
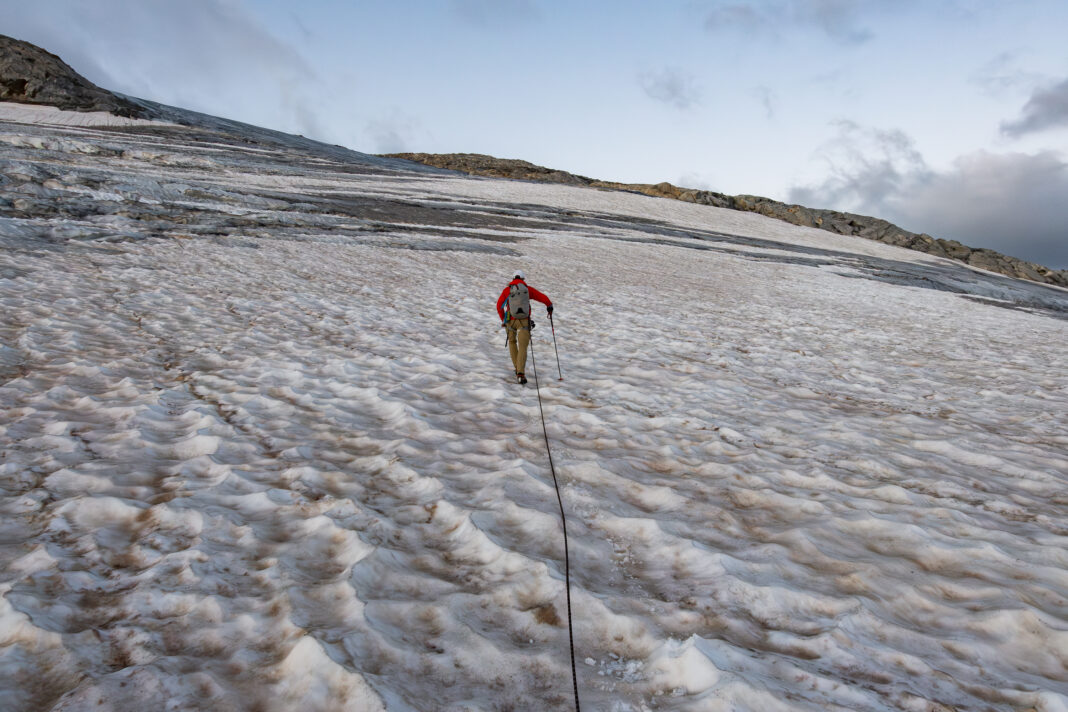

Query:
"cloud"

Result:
[[790, 120, 926, 210], [790, 122, 1068, 269], [677, 172, 719, 191], [703, 0, 893, 44], [896, 151, 1068, 269], [451, 0, 539, 27], [1001, 76, 1068, 137], [704, 3, 764, 32], [970, 51, 1044, 97], [640, 67, 702, 110], [754, 86, 777, 120], [365, 111, 424, 154], [2, 0, 326, 140]]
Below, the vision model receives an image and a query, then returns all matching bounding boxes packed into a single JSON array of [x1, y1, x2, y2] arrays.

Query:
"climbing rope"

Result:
[[528, 336, 581, 712]]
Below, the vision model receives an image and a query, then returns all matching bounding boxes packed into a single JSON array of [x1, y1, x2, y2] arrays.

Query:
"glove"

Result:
[[547, 305, 554, 315], [530, 320, 536, 330]]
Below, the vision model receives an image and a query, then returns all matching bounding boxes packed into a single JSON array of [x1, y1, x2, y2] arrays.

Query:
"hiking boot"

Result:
[[517, 373, 528, 384]]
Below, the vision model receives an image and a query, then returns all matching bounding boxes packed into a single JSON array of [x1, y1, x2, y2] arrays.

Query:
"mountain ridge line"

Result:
[[383, 152, 1068, 289]]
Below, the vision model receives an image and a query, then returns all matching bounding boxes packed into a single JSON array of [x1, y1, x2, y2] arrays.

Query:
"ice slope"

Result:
[[1, 106, 1067, 712]]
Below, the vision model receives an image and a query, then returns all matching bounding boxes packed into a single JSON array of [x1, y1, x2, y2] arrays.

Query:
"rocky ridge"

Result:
[[386, 152, 1068, 288], [0, 34, 145, 118]]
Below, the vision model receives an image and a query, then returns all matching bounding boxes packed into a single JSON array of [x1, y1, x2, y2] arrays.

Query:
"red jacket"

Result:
[[497, 279, 552, 321]]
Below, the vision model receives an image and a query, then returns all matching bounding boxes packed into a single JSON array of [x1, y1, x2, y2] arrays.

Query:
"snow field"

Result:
[[0, 103, 170, 129], [1, 115, 1068, 711]]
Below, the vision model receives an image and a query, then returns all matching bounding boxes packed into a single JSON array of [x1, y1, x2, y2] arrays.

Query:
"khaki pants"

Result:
[[506, 317, 530, 375]]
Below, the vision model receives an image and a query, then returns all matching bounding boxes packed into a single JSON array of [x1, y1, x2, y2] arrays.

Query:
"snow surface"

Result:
[[1, 109, 1067, 712], [0, 102, 171, 128]]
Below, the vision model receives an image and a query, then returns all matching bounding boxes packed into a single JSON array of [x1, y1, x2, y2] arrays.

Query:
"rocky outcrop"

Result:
[[0, 35, 145, 118], [386, 152, 1068, 288], [390, 153, 593, 186], [708, 195, 1067, 287]]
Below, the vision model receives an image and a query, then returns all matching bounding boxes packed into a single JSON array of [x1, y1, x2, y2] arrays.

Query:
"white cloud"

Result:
[[676, 172, 719, 191], [639, 67, 702, 110], [450, 0, 539, 27], [753, 86, 777, 120], [365, 110, 426, 154], [970, 51, 1045, 98], [703, 0, 897, 43], [790, 120, 926, 211], [790, 122, 1068, 268]]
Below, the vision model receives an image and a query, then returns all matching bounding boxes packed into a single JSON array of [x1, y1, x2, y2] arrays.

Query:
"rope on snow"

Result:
[[529, 336, 581, 711]]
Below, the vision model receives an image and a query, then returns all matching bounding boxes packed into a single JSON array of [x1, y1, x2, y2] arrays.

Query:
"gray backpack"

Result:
[[507, 282, 530, 319]]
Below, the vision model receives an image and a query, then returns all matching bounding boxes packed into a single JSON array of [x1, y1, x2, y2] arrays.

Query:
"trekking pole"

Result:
[[550, 314, 563, 381]]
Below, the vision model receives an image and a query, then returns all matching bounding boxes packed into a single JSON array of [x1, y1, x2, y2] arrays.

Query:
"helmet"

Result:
[[514, 270, 525, 280]]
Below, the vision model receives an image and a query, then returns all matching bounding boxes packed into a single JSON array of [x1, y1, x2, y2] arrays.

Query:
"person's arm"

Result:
[[496, 287, 509, 321], [528, 286, 553, 313]]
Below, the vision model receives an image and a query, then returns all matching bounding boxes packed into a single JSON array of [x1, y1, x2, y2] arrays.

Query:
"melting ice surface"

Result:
[[1, 104, 1067, 712]]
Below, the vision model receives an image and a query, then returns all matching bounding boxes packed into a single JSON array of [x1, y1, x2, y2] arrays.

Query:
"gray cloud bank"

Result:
[[791, 122, 1068, 269], [1001, 76, 1068, 137]]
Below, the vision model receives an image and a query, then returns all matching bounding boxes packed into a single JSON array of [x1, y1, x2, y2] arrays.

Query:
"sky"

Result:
[[4, 0, 1068, 268]]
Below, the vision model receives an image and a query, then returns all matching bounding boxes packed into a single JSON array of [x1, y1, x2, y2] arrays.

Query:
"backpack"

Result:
[[506, 282, 530, 320]]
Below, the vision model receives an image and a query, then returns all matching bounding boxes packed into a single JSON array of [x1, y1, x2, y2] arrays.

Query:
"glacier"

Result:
[[1, 103, 1067, 711]]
